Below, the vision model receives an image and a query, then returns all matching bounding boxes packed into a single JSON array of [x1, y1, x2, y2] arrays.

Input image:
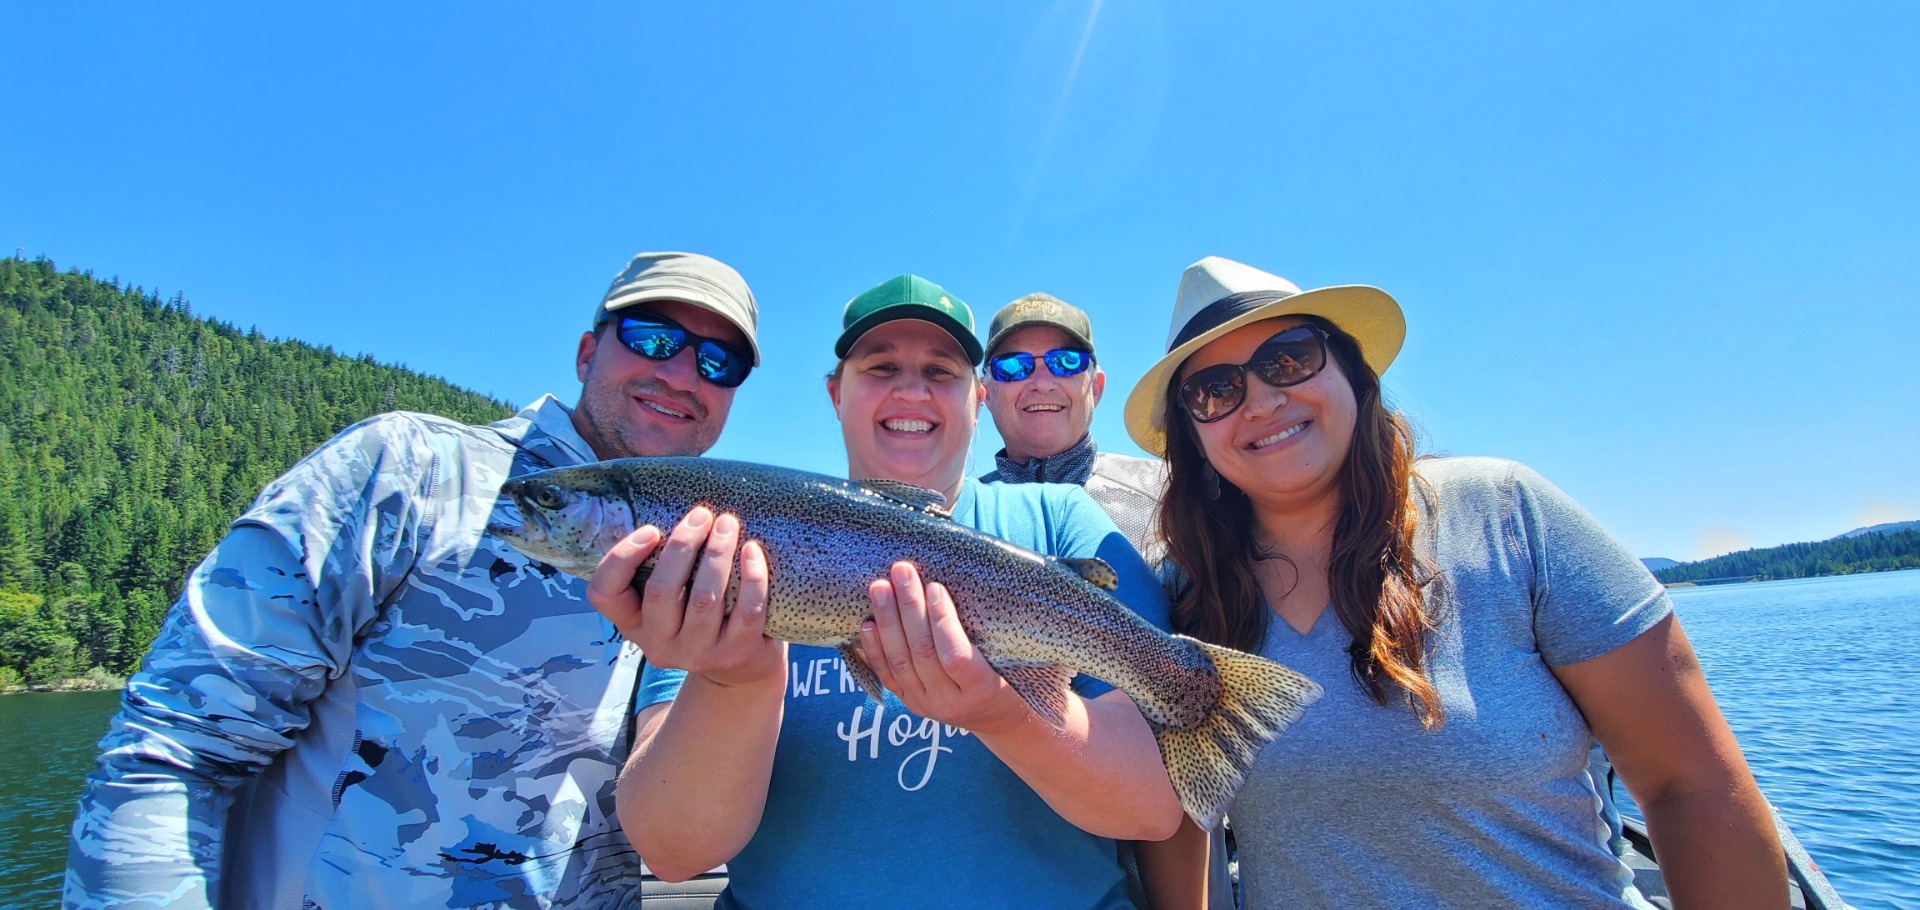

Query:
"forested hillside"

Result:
[[0, 257, 514, 685], [1654, 529, 1920, 584]]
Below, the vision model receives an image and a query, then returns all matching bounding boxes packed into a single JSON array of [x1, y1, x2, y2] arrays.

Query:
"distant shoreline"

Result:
[[1653, 531, 1920, 587], [0, 673, 126, 697], [1664, 564, 1920, 589]]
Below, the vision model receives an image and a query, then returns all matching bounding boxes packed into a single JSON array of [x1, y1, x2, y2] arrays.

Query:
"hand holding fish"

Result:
[[496, 457, 1324, 829], [859, 561, 1030, 737], [585, 505, 785, 688], [581, 505, 786, 880], [859, 560, 1180, 839]]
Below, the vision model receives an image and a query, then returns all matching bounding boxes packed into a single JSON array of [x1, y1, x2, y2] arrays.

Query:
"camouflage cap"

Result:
[[834, 275, 983, 365], [984, 293, 1095, 359]]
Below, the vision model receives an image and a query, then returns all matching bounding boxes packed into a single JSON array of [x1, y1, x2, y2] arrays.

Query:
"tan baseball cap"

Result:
[[593, 251, 761, 365], [983, 293, 1095, 358]]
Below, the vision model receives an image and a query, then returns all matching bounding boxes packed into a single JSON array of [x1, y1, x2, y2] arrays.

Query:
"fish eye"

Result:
[[532, 484, 567, 510]]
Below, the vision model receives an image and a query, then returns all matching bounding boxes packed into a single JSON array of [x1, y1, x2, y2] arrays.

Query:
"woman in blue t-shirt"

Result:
[[1120, 256, 1787, 909], [585, 275, 1182, 910]]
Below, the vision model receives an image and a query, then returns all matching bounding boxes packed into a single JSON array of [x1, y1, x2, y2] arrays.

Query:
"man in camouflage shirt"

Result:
[[65, 252, 760, 909]]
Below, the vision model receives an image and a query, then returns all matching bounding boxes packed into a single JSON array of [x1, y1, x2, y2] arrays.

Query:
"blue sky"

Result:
[[4, 2, 1915, 560]]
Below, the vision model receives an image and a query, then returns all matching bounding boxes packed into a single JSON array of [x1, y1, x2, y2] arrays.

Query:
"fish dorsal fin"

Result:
[[856, 478, 952, 517], [1049, 556, 1119, 590]]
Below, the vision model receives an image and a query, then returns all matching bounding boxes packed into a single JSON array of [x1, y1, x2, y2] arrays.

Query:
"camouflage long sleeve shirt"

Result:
[[65, 395, 647, 909]]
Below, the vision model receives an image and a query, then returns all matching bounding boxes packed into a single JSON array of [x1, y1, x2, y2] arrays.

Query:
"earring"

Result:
[[1203, 462, 1221, 501]]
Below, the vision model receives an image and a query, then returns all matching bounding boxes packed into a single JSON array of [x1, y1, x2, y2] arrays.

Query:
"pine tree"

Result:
[[0, 259, 513, 678]]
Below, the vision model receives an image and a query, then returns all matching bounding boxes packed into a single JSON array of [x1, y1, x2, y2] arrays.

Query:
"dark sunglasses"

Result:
[[986, 348, 1095, 383], [609, 311, 754, 388], [1177, 324, 1328, 423]]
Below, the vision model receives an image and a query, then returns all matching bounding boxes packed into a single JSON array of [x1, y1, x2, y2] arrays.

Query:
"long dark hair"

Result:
[[1160, 316, 1444, 728]]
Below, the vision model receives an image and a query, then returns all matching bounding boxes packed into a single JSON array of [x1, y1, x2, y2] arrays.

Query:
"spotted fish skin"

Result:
[[490, 456, 1322, 828]]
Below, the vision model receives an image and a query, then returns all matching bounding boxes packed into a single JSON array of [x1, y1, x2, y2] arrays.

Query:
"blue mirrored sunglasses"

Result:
[[986, 348, 1094, 383], [610, 312, 753, 388]]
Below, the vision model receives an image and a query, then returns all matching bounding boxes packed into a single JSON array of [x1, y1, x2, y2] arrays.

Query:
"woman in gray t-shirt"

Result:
[[1119, 256, 1787, 909]]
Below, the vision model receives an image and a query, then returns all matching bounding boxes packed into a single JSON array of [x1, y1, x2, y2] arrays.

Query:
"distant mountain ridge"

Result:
[[1644, 519, 1919, 581], [1, 257, 513, 685], [1652, 526, 1920, 585], [1834, 520, 1920, 540]]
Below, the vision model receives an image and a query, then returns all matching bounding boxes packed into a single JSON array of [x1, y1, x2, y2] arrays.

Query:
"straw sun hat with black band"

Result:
[[1123, 256, 1407, 458]]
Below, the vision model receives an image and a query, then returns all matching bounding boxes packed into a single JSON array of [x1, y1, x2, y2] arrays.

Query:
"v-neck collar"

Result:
[[1270, 600, 1333, 638]]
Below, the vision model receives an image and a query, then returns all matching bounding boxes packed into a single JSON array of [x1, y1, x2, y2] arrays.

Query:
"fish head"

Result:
[[489, 465, 642, 579]]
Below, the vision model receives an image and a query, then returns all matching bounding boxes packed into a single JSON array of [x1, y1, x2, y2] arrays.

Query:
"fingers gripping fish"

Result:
[[489, 456, 1322, 829]]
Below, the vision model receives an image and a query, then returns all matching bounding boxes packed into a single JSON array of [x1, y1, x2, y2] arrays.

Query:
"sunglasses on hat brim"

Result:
[[611, 311, 754, 388], [1176, 324, 1328, 423], [986, 348, 1094, 383]]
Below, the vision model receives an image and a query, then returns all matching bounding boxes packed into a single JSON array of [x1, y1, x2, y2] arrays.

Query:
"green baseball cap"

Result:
[[834, 275, 984, 365]]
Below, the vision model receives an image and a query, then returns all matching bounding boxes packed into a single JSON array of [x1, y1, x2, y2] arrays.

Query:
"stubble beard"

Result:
[[578, 377, 719, 459]]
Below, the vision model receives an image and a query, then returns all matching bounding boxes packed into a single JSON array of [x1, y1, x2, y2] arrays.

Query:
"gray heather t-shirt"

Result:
[[1232, 457, 1670, 910]]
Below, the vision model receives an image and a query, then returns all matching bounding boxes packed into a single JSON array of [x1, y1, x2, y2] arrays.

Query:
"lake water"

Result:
[[2, 572, 1916, 908], [1657, 571, 1920, 909], [0, 688, 119, 908]]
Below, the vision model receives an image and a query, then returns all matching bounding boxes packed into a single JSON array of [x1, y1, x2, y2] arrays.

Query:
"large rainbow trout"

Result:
[[489, 457, 1321, 828]]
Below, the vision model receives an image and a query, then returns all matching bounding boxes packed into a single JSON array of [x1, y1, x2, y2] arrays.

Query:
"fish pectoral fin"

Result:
[[1049, 556, 1119, 591], [837, 643, 887, 704], [998, 664, 1075, 730], [855, 478, 953, 517]]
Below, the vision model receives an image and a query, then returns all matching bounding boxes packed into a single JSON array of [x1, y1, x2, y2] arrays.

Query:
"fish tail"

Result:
[[1153, 638, 1323, 829]]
